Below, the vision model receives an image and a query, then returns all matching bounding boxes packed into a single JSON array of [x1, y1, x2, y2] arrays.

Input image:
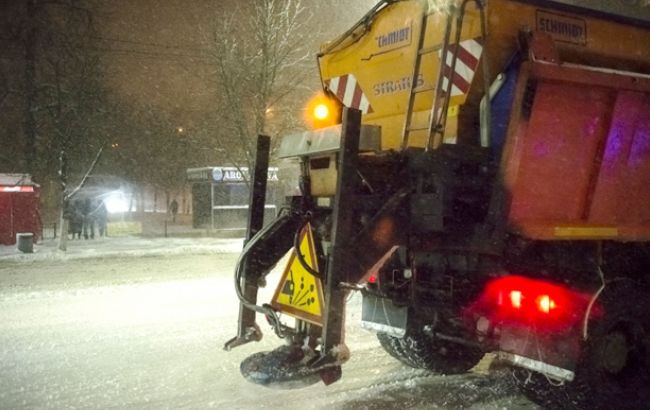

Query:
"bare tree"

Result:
[[0, 0, 110, 224], [204, 0, 315, 178]]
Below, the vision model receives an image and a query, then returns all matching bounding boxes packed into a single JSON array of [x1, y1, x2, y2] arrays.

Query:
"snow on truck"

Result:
[[225, 0, 650, 408]]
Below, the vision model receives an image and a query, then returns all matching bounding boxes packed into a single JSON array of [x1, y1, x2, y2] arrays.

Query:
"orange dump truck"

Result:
[[226, 1, 650, 408]]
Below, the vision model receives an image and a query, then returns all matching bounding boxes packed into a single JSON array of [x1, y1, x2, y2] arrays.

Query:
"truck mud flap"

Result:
[[496, 351, 575, 382], [361, 294, 408, 337]]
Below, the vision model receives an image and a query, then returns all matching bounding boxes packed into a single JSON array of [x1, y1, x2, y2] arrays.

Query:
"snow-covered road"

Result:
[[0, 240, 538, 409]]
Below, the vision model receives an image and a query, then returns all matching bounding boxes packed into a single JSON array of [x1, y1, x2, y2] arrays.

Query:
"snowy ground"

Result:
[[0, 237, 538, 409]]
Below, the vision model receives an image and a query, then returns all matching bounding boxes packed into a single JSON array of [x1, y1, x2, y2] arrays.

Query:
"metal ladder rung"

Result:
[[413, 85, 436, 93], [406, 126, 429, 132], [401, 3, 446, 150], [418, 45, 441, 55]]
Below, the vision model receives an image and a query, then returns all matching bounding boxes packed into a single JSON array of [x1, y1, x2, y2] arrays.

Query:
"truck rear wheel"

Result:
[[377, 330, 483, 374], [377, 332, 419, 368], [515, 282, 650, 410]]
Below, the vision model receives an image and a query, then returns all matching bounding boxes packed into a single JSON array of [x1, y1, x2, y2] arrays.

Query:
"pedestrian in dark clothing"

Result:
[[96, 200, 108, 237], [170, 199, 178, 223], [67, 200, 83, 239], [82, 198, 95, 239]]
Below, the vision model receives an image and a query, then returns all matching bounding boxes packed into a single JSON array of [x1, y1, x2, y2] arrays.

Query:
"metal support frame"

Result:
[[225, 135, 271, 350], [210, 183, 214, 230], [246, 135, 271, 239], [321, 108, 361, 352]]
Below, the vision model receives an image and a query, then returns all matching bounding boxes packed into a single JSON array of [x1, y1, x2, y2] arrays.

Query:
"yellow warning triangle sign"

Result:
[[271, 223, 324, 326]]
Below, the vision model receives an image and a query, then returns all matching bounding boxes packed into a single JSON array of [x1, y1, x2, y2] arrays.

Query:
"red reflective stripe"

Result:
[[336, 75, 348, 101], [440, 42, 481, 94], [328, 74, 373, 113], [455, 43, 480, 70], [442, 64, 471, 92], [351, 84, 363, 109]]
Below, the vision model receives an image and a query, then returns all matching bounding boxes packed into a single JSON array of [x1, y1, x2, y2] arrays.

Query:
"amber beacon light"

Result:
[[305, 93, 341, 129]]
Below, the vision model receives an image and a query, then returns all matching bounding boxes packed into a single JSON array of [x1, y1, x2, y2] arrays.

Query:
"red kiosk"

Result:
[[0, 174, 42, 246]]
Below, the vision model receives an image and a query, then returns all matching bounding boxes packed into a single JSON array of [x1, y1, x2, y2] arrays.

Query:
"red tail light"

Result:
[[468, 275, 601, 332], [367, 273, 377, 284], [536, 294, 557, 313], [509, 290, 522, 309], [501, 290, 556, 313]]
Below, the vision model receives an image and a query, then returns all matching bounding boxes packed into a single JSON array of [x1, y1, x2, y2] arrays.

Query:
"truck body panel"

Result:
[[503, 61, 650, 240], [319, 0, 650, 150], [317, 0, 650, 241]]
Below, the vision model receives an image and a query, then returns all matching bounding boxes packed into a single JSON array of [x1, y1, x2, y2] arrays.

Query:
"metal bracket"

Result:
[[224, 323, 263, 351]]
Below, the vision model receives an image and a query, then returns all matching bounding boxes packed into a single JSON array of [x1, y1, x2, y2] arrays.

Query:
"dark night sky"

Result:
[[98, 1, 375, 129], [100, 0, 219, 127]]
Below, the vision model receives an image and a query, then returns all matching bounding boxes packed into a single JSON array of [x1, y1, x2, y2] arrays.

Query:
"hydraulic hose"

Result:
[[293, 217, 323, 280], [233, 209, 295, 338]]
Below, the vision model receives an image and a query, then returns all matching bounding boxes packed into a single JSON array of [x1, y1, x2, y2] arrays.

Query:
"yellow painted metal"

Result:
[[317, 0, 650, 151], [553, 226, 619, 238], [486, 0, 650, 74], [320, 1, 482, 150]]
